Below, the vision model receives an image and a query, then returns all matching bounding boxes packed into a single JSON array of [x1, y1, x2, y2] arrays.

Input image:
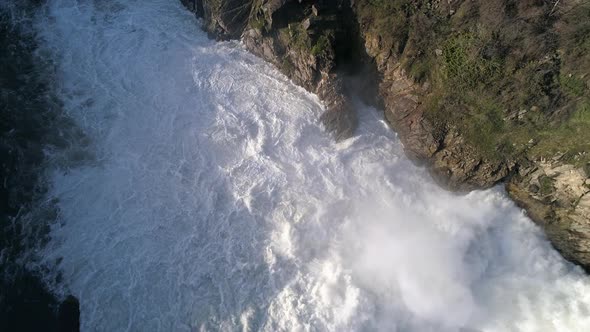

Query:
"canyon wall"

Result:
[[180, 0, 590, 271]]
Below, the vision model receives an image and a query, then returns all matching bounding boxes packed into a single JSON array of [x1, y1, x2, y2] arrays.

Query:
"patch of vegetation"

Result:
[[539, 175, 555, 196], [560, 73, 587, 97], [354, 0, 590, 168], [459, 96, 507, 158], [250, 15, 265, 30], [311, 34, 331, 57], [441, 32, 503, 91], [530, 99, 590, 167], [287, 23, 311, 51], [248, 0, 266, 31], [355, 0, 446, 82]]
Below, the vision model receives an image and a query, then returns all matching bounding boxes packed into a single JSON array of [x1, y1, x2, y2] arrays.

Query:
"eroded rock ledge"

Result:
[[180, 0, 590, 271]]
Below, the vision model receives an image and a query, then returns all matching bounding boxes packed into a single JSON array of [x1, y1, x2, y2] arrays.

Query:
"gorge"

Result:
[[180, 0, 590, 271], [1, 0, 589, 331]]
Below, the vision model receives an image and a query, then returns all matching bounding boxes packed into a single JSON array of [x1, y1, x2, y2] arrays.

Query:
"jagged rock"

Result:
[[241, 0, 358, 139], [182, 0, 252, 39], [365, 40, 511, 190], [507, 162, 590, 271], [317, 77, 356, 140]]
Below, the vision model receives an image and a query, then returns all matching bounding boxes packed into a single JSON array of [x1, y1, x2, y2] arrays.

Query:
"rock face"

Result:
[[180, 0, 590, 270], [242, 0, 360, 140], [181, 0, 252, 39], [360, 33, 514, 191], [508, 161, 590, 271], [183, 0, 359, 140]]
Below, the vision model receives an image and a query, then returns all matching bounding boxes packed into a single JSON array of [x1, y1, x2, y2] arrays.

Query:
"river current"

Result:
[[25, 0, 590, 331]]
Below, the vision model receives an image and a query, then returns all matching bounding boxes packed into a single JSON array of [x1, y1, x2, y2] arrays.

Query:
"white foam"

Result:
[[35, 0, 590, 331]]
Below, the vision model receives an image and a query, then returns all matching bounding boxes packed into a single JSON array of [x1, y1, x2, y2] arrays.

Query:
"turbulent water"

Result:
[[26, 0, 590, 331]]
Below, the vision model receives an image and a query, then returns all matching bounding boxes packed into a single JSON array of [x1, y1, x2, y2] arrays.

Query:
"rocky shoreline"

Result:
[[180, 0, 590, 271]]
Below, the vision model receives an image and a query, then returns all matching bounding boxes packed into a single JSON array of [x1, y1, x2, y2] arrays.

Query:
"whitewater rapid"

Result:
[[32, 0, 590, 331]]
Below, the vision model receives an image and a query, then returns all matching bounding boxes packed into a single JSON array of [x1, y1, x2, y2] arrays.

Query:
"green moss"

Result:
[[574, 99, 590, 122], [287, 23, 311, 51], [441, 32, 503, 91], [250, 16, 265, 30], [460, 97, 507, 158], [248, 0, 267, 31], [539, 175, 555, 196], [560, 74, 587, 97], [526, 99, 590, 167], [311, 34, 331, 57]]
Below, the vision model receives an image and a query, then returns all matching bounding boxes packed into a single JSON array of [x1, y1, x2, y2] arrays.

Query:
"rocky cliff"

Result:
[[180, 0, 590, 271]]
